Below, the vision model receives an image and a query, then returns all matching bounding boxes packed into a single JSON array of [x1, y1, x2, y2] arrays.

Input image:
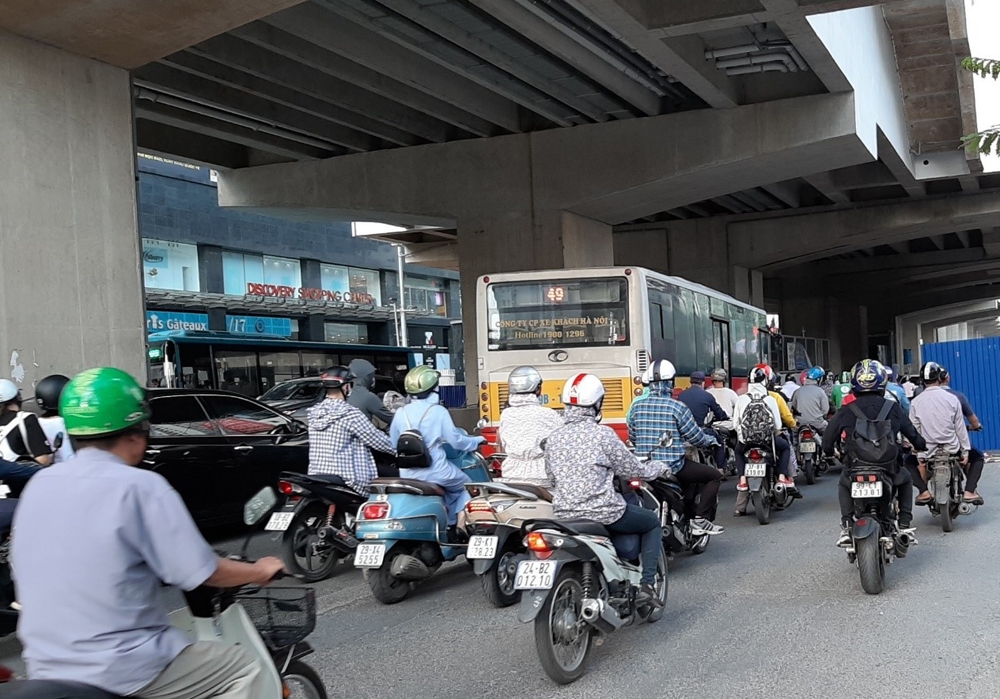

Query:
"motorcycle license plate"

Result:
[[851, 481, 883, 499], [800, 441, 817, 453], [354, 543, 386, 568], [467, 535, 499, 560], [514, 560, 557, 590], [265, 512, 294, 531], [745, 463, 767, 478]]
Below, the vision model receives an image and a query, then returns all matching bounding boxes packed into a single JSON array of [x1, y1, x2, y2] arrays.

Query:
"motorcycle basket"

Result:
[[235, 586, 316, 650]]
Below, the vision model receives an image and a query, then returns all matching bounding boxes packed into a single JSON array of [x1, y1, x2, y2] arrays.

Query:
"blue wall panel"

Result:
[[922, 338, 1000, 452]]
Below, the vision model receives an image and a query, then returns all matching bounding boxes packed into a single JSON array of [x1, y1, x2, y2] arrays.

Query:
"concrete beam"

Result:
[[758, 0, 853, 94], [570, 0, 740, 108], [803, 172, 850, 204], [264, 4, 521, 133], [731, 191, 1000, 270], [231, 23, 496, 138], [0, 0, 307, 69], [219, 92, 866, 228], [136, 119, 250, 169], [983, 229, 1000, 258]]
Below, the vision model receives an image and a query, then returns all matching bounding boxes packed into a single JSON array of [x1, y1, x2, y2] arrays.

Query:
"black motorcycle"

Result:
[[636, 474, 715, 556], [794, 426, 827, 485], [744, 444, 795, 525], [843, 466, 915, 595], [272, 472, 368, 583], [925, 452, 977, 532]]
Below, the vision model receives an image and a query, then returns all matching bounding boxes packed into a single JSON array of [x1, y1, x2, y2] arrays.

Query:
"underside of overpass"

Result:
[[0, 0, 995, 383]]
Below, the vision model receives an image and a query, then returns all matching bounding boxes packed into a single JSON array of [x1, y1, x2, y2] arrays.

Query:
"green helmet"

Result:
[[60, 367, 151, 437], [404, 365, 440, 396]]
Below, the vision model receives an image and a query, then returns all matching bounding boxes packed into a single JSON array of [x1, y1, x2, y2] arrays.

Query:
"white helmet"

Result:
[[508, 366, 543, 395], [641, 360, 677, 385], [0, 379, 18, 403], [561, 373, 605, 408]]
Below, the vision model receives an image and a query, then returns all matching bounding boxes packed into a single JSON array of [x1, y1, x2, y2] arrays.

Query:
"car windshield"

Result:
[[260, 381, 323, 401]]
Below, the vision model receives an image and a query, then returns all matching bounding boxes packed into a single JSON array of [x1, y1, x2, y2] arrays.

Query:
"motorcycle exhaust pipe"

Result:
[[897, 532, 916, 547], [580, 598, 624, 633], [959, 502, 977, 516]]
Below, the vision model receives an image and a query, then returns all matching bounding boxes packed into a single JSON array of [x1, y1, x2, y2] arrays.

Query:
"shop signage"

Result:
[[246, 283, 376, 305], [146, 311, 209, 332], [227, 315, 293, 338]]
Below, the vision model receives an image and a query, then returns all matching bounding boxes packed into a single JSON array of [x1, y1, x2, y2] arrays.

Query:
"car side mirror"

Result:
[[243, 487, 278, 526]]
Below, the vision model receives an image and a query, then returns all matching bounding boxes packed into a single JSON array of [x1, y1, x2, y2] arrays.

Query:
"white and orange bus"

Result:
[[476, 266, 766, 444]]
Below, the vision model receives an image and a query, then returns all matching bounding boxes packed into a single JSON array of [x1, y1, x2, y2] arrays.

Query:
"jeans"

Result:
[[735, 438, 792, 479], [675, 458, 723, 520], [606, 504, 662, 586], [838, 467, 912, 525], [0, 458, 41, 483], [709, 429, 728, 471], [906, 450, 984, 494]]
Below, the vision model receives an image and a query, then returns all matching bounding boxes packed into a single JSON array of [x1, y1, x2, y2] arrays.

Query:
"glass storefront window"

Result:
[[349, 268, 381, 306], [264, 255, 301, 288], [223, 252, 299, 295], [405, 276, 448, 316], [142, 239, 200, 292], [321, 264, 350, 295], [324, 322, 369, 344]]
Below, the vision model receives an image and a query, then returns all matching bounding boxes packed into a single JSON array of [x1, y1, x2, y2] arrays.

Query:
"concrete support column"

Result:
[[0, 31, 145, 387], [207, 307, 228, 332], [301, 314, 326, 343], [458, 209, 614, 389]]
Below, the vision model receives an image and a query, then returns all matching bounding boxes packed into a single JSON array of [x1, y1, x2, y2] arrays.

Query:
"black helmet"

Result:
[[320, 366, 354, 390], [35, 374, 71, 413], [920, 362, 946, 384]]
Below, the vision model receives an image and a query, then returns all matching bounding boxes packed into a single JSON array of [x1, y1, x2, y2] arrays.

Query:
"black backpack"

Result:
[[395, 404, 437, 470], [846, 401, 898, 469]]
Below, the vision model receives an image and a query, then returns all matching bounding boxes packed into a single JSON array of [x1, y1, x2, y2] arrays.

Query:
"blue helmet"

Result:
[[851, 359, 889, 393], [806, 366, 825, 383]]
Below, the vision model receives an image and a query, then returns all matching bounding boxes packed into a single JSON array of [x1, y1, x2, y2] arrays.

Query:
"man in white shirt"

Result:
[[706, 369, 738, 431], [497, 366, 562, 485]]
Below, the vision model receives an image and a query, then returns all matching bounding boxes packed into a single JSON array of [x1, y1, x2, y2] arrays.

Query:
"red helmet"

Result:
[[749, 364, 774, 386]]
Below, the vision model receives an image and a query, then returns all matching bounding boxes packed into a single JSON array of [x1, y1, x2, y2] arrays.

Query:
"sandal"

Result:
[[964, 494, 985, 506], [915, 494, 932, 505]]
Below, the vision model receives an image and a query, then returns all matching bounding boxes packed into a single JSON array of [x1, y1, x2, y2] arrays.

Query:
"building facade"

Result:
[[137, 153, 461, 368]]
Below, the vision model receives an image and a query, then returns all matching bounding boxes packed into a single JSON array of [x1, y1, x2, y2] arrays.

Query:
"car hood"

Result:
[[262, 397, 317, 414]]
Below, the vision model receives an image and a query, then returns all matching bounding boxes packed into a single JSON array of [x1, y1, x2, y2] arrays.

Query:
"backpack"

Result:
[[739, 393, 775, 446], [846, 401, 898, 470], [395, 404, 438, 470]]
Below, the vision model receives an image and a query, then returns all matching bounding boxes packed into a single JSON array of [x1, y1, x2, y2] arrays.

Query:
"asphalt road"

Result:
[[3, 467, 999, 698]]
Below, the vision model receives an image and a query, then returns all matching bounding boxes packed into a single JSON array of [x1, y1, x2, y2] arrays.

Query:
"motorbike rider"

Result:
[[627, 361, 725, 534], [824, 360, 924, 546], [732, 365, 797, 515], [308, 366, 396, 496], [908, 362, 981, 506], [496, 366, 562, 485], [0, 378, 53, 467], [347, 359, 396, 428], [706, 369, 738, 431], [677, 371, 729, 471], [832, 371, 853, 410], [545, 372, 669, 607], [942, 370, 987, 505], [389, 365, 484, 530], [34, 374, 75, 463], [779, 373, 800, 402], [790, 366, 830, 432], [884, 369, 911, 413], [12, 367, 285, 698]]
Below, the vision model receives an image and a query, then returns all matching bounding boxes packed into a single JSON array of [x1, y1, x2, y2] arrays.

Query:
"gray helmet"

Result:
[[508, 366, 543, 395], [711, 368, 727, 382]]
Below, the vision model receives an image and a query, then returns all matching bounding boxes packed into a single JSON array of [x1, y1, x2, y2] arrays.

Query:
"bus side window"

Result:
[[648, 289, 676, 364]]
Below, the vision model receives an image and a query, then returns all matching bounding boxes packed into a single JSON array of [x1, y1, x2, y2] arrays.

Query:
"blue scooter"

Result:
[[354, 448, 491, 604]]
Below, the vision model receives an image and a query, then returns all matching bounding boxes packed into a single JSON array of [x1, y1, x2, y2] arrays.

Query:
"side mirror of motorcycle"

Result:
[[658, 432, 673, 448], [52, 433, 64, 451], [243, 487, 278, 527], [476, 418, 488, 431]]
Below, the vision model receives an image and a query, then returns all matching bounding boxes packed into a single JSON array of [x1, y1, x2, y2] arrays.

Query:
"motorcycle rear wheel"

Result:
[[282, 659, 328, 699], [803, 457, 816, 485], [534, 569, 591, 684], [752, 489, 771, 525], [365, 550, 412, 605], [481, 545, 520, 608], [645, 550, 669, 623], [856, 535, 884, 595], [281, 504, 341, 584]]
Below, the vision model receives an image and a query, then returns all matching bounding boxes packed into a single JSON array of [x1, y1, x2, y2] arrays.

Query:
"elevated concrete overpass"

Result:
[[0, 0, 993, 384]]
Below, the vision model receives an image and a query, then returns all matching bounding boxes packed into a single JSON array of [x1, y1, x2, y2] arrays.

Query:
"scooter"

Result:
[[270, 472, 368, 583], [354, 450, 492, 604], [464, 481, 553, 607], [5, 488, 327, 698], [794, 425, 827, 485], [743, 442, 795, 525], [925, 451, 977, 532]]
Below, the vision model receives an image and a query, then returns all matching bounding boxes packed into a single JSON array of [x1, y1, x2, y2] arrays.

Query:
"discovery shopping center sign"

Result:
[[246, 283, 377, 305]]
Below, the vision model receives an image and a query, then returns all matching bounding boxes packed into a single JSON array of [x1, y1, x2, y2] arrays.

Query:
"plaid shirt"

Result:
[[307, 398, 394, 495], [627, 383, 716, 473]]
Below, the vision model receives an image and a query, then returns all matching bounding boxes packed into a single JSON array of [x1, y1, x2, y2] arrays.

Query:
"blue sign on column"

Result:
[[146, 311, 209, 332], [226, 315, 293, 337]]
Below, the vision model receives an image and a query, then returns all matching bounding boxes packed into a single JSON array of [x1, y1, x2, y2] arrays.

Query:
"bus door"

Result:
[[711, 319, 731, 376]]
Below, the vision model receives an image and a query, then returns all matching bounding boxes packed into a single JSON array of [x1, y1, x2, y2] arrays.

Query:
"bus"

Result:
[[148, 331, 415, 397], [477, 267, 767, 443]]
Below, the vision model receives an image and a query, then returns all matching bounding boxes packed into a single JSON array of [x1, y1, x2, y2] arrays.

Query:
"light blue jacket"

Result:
[[389, 393, 484, 481], [886, 382, 911, 414]]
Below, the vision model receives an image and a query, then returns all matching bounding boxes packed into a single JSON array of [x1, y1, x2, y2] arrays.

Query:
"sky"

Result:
[[966, 0, 1000, 172]]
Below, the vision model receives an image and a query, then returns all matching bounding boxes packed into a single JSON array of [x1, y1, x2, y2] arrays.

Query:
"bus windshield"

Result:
[[487, 278, 629, 351]]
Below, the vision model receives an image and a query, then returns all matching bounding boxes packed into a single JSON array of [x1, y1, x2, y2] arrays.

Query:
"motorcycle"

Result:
[[0, 498, 16, 638], [842, 467, 916, 595], [743, 443, 795, 525], [353, 449, 492, 604], [794, 426, 827, 485], [270, 472, 368, 583], [464, 481, 554, 607], [516, 510, 668, 685], [5, 487, 327, 698], [925, 452, 977, 532]]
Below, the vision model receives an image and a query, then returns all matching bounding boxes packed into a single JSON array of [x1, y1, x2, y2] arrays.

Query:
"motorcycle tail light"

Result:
[[362, 502, 390, 520], [527, 532, 553, 552], [869, 475, 877, 482], [802, 431, 813, 441], [466, 500, 493, 514], [629, 479, 642, 489], [749, 448, 763, 461], [277, 480, 296, 496]]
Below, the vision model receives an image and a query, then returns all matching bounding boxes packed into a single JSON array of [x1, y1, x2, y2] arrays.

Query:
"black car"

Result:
[[145, 388, 308, 527], [259, 376, 403, 419]]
